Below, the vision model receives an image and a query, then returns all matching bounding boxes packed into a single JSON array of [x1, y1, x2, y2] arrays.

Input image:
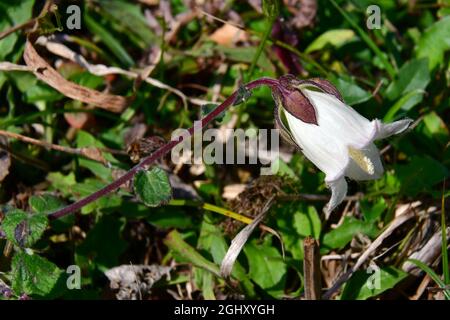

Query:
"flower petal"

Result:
[[284, 108, 349, 181], [345, 143, 384, 181], [325, 177, 348, 219], [374, 118, 413, 140], [284, 89, 376, 181]]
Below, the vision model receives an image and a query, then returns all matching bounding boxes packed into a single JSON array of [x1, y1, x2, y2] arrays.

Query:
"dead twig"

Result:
[[303, 236, 322, 300], [0, 129, 120, 166]]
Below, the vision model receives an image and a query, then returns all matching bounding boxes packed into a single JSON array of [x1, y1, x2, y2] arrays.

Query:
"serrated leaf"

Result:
[[11, 251, 62, 297], [134, 167, 172, 207], [28, 194, 73, 233], [2, 209, 48, 247], [29, 194, 64, 213]]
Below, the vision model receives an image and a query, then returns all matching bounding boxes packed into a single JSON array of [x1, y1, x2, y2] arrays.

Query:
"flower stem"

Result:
[[48, 77, 280, 220]]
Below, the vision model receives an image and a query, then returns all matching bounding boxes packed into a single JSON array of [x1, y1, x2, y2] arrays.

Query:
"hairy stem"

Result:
[[48, 77, 280, 220]]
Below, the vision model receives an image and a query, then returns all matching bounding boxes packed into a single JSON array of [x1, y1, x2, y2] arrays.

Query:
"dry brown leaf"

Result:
[[79, 147, 109, 166], [209, 23, 248, 46], [23, 39, 131, 113], [64, 112, 95, 130]]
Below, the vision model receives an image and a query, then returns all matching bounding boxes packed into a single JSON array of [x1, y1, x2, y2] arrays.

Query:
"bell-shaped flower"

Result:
[[272, 75, 412, 218]]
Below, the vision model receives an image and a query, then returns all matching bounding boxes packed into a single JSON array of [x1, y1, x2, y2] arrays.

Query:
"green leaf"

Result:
[[305, 29, 356, 53], [360, 197, 387, 222], [385, 58, 430, 101], [29, 194, 64, 214], [217, 46, 275, 73], [415, 16, 450, 70], [29, 194, 74, 232], [76, 130, 115, 181], [244, 240, 286, 298], [422, 111, 449, 145], [341, 266, 407, 300], [164, 230, 220, 277], [275, 202, 319, 260], [11, 250, 63, 297], [46, 172, 77, 197], [71, 179, 122, 214], [0, 0, 35, 60], [322, 217, 378, 251], [293, 206, 321, 238], [384, 89, 425, 121], [134, 167, 173, 207], [98, 0, 156, 49], [333, 78, 372, 105], [75, 215, 127, 271], [2, 209, 48, 247], [395, 156, 449, 197], [271, 158, 298, 180]]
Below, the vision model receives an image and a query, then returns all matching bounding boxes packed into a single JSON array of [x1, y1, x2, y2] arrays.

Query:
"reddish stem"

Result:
[[48, 77, 280, 220]]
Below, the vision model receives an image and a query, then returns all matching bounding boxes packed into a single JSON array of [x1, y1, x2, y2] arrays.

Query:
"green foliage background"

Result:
[[0, 0, 449, 300]]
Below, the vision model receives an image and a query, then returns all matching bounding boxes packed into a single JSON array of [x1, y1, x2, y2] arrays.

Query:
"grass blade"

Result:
[[407, 258, 450, 299], [441, 181, 449, 284]]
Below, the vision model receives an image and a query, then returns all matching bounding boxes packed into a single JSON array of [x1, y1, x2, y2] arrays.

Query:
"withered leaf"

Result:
[[79, 147, 109, 166], [23, 39, 131, 113]]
